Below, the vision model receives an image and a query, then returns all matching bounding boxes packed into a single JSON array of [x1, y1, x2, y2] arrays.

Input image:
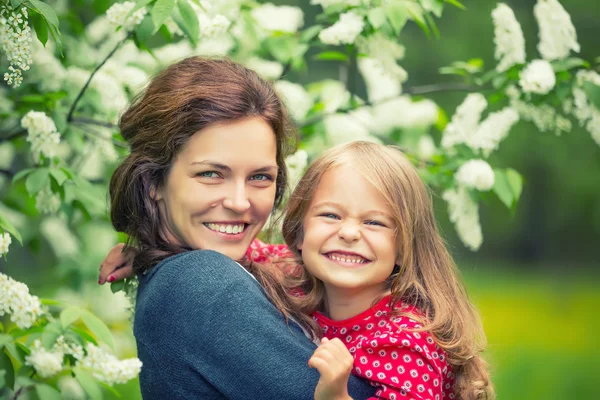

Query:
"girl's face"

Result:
[[298, 163, 399, 297], [155, 117, 278, 261]]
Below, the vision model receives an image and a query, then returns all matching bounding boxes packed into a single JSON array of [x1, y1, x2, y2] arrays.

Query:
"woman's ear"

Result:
[[150, 184, 163, 201]]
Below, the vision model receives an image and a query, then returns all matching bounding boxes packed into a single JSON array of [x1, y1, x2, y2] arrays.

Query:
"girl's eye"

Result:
[[249, 174, 273, 181], [320, 213, 340, 220], [197, 171, 220, 178], [366, 220, 386, 227]]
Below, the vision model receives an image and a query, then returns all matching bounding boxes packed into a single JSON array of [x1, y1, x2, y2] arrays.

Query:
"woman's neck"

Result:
[[323, 284, 390, 321]]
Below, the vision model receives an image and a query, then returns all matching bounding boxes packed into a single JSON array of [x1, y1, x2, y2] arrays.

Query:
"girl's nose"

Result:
[[337, 221, 361, 242]]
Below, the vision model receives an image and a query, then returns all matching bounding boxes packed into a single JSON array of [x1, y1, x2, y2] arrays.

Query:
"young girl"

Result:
[[270, 141, 493, 400]]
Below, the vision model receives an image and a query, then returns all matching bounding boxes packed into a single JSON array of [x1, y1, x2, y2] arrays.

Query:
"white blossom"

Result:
[[30, 41, 67, 92], [417, 135, 436, 160], [36, 186, 61, 215], [356, 33, 406, 80], [319, 11, 364, 45], [0, 232, 11, 255], [311, 0, 362, 8], [534, 0, 579, 61], [569, 70, 600, 146], [316, 80, 352, 113], [285, 150, 308, 189], [58, 376, 86, 400], [78, 343, 142, 386], [492, 3, 526, 72], [0, 272, 44, 329], [21, 111, 61, 163], [370, 97, 438, 134], [441, 93, 487, 149], [245, 57, 284, 81], [358, 58, 404, 102], [443, 187, 483, 251], [251, 4, 303, 33], [102, 61, 148, 93], [455, 160, 495, 191], [0, 6, 33, 87], [274, 81, 313, 121], [519, 59, 556, 95], [324, 113, 380, 146], [41, 217, 80, 259], [106, 1, 147, 32], [25, 340, 64, 378], [469, 107, 520, 156], [200, 14, 231, 38]]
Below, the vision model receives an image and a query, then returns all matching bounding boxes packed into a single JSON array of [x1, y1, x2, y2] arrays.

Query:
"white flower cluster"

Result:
[[370, 96, 438, 134], [106, 1, 147, 32], [274, 80, 313, 121], [569, 70, 600, 146], [319, 11, 364, 45], [357, 33, 406, 80], [324, 111, 380, 146], [358, 57, 404, 102], [507, 85, 571, 135], [534, 0, 579, 61], [285, 149, 308, 190], [441, 93, 488, 149], [0, 6, 33, 87], [79, 343, 142, 386], [200, 14, 231, 38], [0, 272, 44, 329], [455, 160, 495, 191], [251, 3, 303, 33], [36, 186, 61, 215], [246, 57, 284, 81], [21, 111, 61, 163], [57, 376, 86, 400], [418, 135, 436, 160], [317, 80, 351, 113], [25, 340, 65, 378], [0, 231, 10, 255], [311, 0, 362, 8], [519, 59, 556, 95], [443, 187, 483, 251], [471, 107, 520, 156], [492, 3, 526, 72], [442, 94, 519, 157]]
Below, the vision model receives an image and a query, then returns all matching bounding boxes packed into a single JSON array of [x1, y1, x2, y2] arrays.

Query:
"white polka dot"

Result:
[[433, 379, 439, 387], [403, 380, 412, 389], [346, 335, 352, 343], [415, 345, 423, 353], [410, 369, 418, 378], [378, 320, 386, 327], [423, 373, 430, 382], [402, 339, 411, 347], [377, 372, 386, 380], [370, 340, 378, 347], [427, 337, 434, 344], [417, 384, 425, 393], [379, 349, 387, 357], [413, 332, 421, 339], [355, 367, 361, 374], [385, 363, 392, 371], [360, 356, 368, 364], [391, 351, 399, 359], [417, 359, 424, 367], [373, 360, 381, 368], [367, 323, 374, 330], [391, 376, 399, 384], [390, 394, 396, 400], [366, 370, 373, 378], [397, 365, 405, 374], [367, 348, 374, 354], [353, 325, 360, 331], [340, 327, 347, 334], [403, 354, 412, 362]]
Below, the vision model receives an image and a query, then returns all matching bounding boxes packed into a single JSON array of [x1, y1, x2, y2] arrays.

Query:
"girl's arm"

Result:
[[134, 250, 376, 400]]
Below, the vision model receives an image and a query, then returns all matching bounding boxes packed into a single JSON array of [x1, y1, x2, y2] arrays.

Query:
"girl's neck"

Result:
[[323, 284, 390, 321]]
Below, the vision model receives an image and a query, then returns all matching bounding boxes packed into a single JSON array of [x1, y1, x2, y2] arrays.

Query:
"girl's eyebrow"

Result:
[[311, 202, 393, 219]]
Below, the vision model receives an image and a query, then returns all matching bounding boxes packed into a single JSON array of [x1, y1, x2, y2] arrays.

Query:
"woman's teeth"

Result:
[[205, 223, 245, 234], [327, 254, 367, 264]]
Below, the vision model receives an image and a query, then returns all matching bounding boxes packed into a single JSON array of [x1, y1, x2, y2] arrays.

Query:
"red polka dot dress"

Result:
[[313, 295, 455, 400]]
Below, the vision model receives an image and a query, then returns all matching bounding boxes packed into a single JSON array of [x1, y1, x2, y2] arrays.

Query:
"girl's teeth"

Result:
[[328, 254, 365, 264]]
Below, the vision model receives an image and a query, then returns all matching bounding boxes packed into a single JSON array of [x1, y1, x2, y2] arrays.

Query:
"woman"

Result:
[[106, 57, 376, 399]]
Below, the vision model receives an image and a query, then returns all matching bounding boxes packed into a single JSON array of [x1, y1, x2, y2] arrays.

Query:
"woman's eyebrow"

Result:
[[252, 165, 278, 173], [190, 161, 230, 171]]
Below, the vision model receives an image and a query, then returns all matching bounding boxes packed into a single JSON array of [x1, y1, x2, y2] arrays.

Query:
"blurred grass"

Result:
[[463, 264, 599, 399]]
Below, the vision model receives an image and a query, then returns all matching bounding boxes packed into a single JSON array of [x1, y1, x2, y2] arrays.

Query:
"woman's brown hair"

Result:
[[109, 57, 296, 273], [277, 141, 494, 400]]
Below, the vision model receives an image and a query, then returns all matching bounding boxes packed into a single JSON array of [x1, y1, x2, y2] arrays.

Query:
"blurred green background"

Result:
[[2, 1, 599, 399]]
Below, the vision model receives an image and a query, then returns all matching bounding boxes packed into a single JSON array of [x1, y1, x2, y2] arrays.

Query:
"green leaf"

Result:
[[31, 11, 49, 46], [41, 321, 63, 349], [81, 310, 114, 350], [0, 334, 12, 348], [424, 12, 439, 39], [265, 36, 301, 64], [25, 167, 49, 195], [445, 0, 466, 10], [176, 0, 199, 45], [26, 0, 59, 27], [60, 306, 82, 330], [367, 7, 387, 29], [74, 367, 104, 400], [110, 280, 125, 293], [12, 168, 35, 183], [421, 0, 444, 17], [46, 21, 63, 54], [128, 0, 154, 17], [0, 214, 22, 244], [36, 383, 63, 400], [493, 169, 522, 209], [551, 57, 589, 72], [582, 81, 600, 110], [4, 342, 24, 365], [49, 168, 69, 186], [385, 2, 408, 35], [135, 14, 154, 46], [300, 25, 323, 43], [151, 0, 175, 33], [506, 168, 523, 203], [0, 349, 15, 390], [314, 51, 348, 62]]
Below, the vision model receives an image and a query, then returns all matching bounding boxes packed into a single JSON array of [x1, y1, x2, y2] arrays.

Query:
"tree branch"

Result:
[[72, 124, 128, 149], [71, 117, 118, 129], [0, 169, 14, 178], [66, 33, 132, 123], [403, 82, 487, 95], [0, 129, 26, 143]]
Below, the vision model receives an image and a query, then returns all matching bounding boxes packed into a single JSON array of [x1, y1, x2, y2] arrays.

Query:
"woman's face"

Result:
[[155, 116, 278, 261]]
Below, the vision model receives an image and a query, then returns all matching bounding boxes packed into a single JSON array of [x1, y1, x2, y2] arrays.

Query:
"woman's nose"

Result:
[[222, 182, 251, 213], [337, 221, 361, 242]]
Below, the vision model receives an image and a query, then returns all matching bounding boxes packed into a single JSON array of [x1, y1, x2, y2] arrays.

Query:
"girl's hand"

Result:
[[308, 337, 354, 400], [98, 243, 135, 284]]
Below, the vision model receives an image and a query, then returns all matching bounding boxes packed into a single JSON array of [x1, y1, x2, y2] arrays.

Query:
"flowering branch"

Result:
[[70, 117, 118, 130], [66, 33, 132, 124]]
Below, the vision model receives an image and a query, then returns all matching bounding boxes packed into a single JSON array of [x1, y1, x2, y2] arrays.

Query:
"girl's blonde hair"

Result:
[[279, 141, 494, 400]]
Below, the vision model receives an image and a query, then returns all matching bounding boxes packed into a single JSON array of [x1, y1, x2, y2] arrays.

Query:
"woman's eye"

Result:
[[250, 174, 273, 181], [197, 171, 220, 178]]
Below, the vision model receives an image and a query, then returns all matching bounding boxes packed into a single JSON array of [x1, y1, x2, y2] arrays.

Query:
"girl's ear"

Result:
[[296, 239, 303, 250]]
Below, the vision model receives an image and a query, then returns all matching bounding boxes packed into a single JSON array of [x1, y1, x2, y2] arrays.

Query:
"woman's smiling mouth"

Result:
[[203, 222, 248, 235]]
